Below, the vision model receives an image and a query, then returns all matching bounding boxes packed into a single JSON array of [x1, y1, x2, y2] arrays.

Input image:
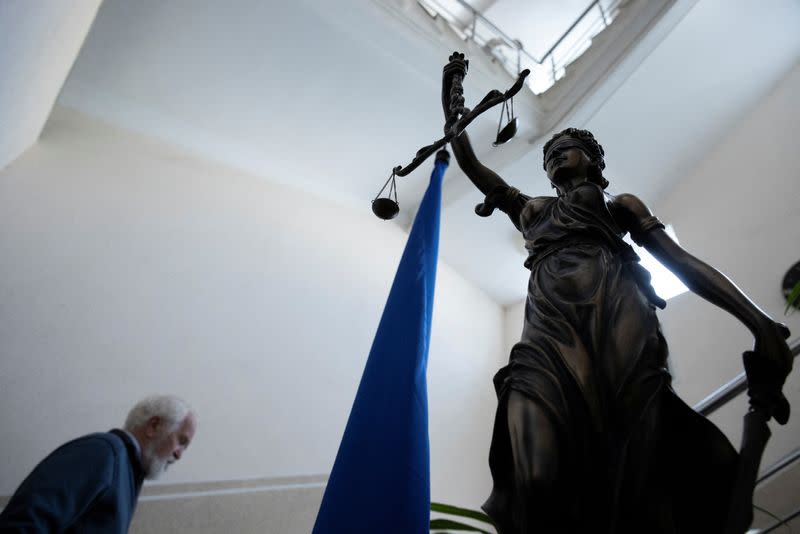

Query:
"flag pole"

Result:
[[313, 150, 449, 534]]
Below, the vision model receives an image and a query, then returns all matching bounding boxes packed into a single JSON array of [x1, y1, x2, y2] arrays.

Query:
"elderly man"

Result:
[[0, 395, 197, 533]]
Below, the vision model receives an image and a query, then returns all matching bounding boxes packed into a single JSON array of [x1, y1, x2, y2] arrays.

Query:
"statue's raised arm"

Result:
[[441, 52, 509, 197], [440, 52, 535, 226], [387, 53, 528, 180]]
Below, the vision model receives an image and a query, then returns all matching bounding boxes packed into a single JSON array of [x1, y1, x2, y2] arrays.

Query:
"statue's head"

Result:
[[542, 128, 608, 190]]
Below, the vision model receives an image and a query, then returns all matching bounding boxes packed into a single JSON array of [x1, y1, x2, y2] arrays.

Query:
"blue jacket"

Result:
[[0, 429, 144, 533]]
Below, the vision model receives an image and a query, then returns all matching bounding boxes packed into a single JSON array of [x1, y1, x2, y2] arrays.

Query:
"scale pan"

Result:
[[372, 197, 400, 220], [493, 117, 518, 146]]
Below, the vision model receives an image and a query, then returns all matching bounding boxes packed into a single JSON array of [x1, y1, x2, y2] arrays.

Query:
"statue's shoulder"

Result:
[[608, 192, 648, 211], [520, 195, 555, 227], [606, 192, 654, 222], [524, 195, 555, 212], [607, 192, 665, 242]]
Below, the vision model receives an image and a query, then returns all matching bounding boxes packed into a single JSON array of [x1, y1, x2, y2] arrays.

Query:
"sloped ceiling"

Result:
[[24, 0, 800, 304], [0, 1, 101, 170]]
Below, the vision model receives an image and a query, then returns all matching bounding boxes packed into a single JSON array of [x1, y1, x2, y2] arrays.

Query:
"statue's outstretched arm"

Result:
[[614, 193, 792, 388], [450, 131, 508, 196]]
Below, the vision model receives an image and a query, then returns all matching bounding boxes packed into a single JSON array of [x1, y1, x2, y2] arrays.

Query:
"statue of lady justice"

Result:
[[440, 53, 793, 533]]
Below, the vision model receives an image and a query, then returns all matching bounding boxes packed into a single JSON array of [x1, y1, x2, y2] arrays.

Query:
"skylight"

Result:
[[625, 225, 689, 302], [417, 0, 622, 94]]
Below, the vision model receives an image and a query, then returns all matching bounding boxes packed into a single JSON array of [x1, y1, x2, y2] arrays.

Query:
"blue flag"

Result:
[[312, 152, 449, 534]]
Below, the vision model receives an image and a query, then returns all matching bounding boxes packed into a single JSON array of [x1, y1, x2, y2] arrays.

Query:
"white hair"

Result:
[[124, 395, 193, 433]]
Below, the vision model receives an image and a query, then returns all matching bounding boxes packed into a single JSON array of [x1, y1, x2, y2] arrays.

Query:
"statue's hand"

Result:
[[442, 52, 469, 121], [754, 321, 793, 376], [746, 321, 793, 424], [443, 52, 469, 79]]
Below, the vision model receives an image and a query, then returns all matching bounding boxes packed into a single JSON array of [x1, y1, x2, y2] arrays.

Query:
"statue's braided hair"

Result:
[[542, 127, 609, 189]]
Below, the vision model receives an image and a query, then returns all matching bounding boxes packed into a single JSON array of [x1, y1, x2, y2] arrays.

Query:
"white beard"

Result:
[[142, 442, 171, 480]]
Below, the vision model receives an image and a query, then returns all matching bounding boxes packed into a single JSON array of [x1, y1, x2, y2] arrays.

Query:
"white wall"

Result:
[[655, 62, 800, 466], [130, 475, 327, 534], [0, 107, 504, 514]]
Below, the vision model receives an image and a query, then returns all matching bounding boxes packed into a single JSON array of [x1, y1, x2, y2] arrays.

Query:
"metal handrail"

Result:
[[691, 339, 799, 532], [450, 0, 541, 64], [757, 448, 800, 485], [417, 0, 622, 92], [539, 0, 604, 65], [449, 0, 613, 66], [762, 505, 800, 532], [746, 449, 800, 531]]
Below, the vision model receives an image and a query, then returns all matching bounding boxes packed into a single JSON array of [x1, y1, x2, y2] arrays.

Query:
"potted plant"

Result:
[[430, 502, 496, 533]]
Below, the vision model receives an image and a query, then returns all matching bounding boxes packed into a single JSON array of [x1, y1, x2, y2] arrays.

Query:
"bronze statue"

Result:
[[440, 52, 793, 534]]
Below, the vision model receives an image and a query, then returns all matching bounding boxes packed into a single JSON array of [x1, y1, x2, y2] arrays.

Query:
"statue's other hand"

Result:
[[754, 321, 793, 376], [746, 321, 793, 424]]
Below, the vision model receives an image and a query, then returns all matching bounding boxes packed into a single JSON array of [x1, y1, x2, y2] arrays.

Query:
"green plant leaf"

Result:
[[430, 518, 493, 533], [785, 280, 800, 314], [430, 502, 494, 525]]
